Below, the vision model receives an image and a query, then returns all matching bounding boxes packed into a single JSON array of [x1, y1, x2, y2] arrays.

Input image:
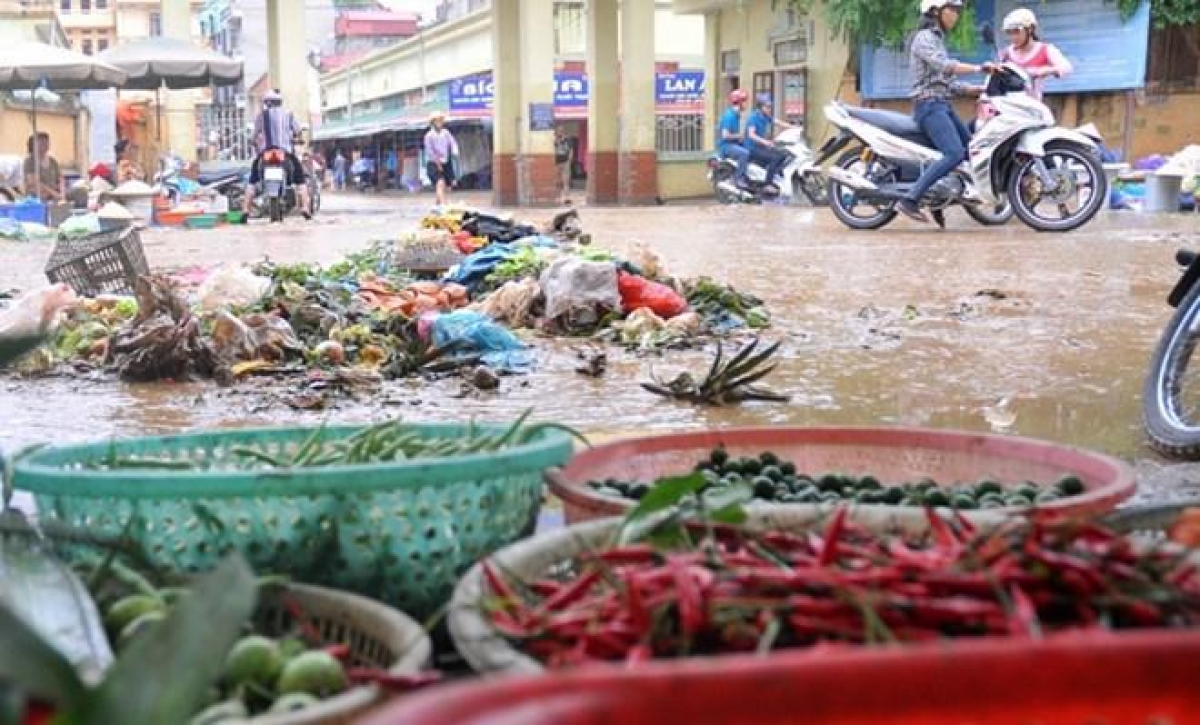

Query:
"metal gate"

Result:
[[199, 104, 254, 161]]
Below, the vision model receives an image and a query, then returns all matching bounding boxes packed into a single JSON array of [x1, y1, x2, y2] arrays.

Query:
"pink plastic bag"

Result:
[[617, 272, 687, 319]]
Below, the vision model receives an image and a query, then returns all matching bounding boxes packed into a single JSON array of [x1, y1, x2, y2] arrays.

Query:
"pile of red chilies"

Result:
[[483, 508, 1200, 668]]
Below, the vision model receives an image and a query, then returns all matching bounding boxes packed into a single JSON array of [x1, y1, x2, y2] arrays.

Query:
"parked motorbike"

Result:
[[154, 155, 246, 209], [1143, 249, 1200, 458], [708, 128, 827, 206], [815, 63, 1106, 233]]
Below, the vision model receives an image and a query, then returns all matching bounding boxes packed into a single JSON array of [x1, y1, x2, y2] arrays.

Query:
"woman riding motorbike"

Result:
[[897, 0, 995, 224]]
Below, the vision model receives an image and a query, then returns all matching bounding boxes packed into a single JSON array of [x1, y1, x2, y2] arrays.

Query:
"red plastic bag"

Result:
[[451, 231, 475, 255], [617, 271, 687, 319]]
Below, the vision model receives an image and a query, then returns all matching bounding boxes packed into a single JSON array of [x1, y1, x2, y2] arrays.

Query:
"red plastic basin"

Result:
[[361, 630, 1200, 725], [548, 427, 1136, 525]]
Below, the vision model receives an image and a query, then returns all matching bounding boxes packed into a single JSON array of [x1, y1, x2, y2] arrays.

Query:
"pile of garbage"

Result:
[[7, 206, 771, 403]]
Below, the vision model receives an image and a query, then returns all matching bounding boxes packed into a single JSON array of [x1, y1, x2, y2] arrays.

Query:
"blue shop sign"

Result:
[[859, 0, 1151, 100], [449, 72, 590, 110], [656, 71, 706, 105]]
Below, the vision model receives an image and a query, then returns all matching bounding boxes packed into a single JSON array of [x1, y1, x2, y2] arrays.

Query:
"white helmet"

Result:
[[920, 0, 963, 14], [1003, 8, 1037, 31]]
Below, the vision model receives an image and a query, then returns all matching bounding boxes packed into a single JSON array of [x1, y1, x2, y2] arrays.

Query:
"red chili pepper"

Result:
[[819, 506, 850, 566], [925, 508, 961, 551], [21, 701, 55, 725], [592, 544, 660, 566], [348, 668, 443, 692], [621, 570, 651, 631], [529, 581, 562, 598], [673, 562, 706, 636], [490, 611, 531, 638], [625, 643, 652, 666], [1007, 585, 1041, 637], [324, 643, 351, 661], [536, 569, 602, 615], [482, 560, 522, 612], [281, 595, 325, 643]]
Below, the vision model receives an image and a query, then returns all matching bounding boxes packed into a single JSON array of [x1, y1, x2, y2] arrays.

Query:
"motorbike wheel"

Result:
[[795, 174, 829, 207], [963, 196, 1014, 226], [268, 196, 283, 223], [310, 185, 322, 215], [827, 148, 897, 230], [711, 165, 740, 205], [1008, 142, 1107, 233], [1144, 279, 1200, 459]]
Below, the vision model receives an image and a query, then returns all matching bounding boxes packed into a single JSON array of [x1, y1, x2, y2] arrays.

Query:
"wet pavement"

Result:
[[3, 191, 1200, 504]]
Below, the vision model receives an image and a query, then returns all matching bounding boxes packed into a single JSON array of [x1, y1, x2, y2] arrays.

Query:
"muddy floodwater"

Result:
[[3, 193, 1200, 503]]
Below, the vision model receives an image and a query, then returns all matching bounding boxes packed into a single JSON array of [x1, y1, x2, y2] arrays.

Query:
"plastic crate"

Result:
[[12, 422, 575, 618], [362, 630, 1200, 725], [547, 427, 1137, 525], [8, 198, 47, 225], [44, 226, 149, 297]]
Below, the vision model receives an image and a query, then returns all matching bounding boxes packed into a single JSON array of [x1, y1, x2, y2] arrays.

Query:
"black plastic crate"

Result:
[[45, 226, 149, 297]]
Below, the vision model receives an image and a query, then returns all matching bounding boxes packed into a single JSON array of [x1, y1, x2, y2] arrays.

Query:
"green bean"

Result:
[[230, 446, 288, 468]]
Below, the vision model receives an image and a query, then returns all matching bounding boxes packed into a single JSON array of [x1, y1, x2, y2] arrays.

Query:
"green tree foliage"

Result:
[[1119, 0, 1200, 28], [789, 0, 977, 50]]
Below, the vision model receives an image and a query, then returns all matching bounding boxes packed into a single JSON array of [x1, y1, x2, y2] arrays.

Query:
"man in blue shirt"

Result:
[[717, 89, 751, 188], [745, 94, 792, 192]]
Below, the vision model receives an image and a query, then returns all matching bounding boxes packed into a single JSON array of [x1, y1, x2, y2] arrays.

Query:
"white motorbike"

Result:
[[708, 128, 827, 206], [815, 64, 1106, 232]]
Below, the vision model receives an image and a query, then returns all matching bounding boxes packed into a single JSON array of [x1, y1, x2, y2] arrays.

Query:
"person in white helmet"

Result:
[[243, 89, 312, 219], [897, 0, 995, 224], [1000, 8, 1073, 101]]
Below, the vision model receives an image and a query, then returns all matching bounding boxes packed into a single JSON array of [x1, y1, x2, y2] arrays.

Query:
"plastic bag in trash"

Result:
[[444, 243, 519, 291], [197, 265, 272, 312], [431, 310, 533, 373], [617, 271, 688, 319], [57, 213, 103, 239], [471, 277, 541, 327], [0, 283, 78, 339], [539, 256, 620, 331]]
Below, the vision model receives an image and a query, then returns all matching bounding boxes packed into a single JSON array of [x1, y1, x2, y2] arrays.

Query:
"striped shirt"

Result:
[[909, 28, 966, 102], [254, 108, 300, 154]]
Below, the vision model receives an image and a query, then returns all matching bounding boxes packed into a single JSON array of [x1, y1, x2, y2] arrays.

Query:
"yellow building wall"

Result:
[[658, 158, 711, 199], [712, 0, 851, 147], [0, 107, 80, 171]]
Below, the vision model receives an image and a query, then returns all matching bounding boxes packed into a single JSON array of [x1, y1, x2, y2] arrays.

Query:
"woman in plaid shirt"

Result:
[[898, 0, 995, 224]]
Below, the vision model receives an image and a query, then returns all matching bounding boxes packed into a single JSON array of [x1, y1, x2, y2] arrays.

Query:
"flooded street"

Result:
[[3, 192, 1200, 503]]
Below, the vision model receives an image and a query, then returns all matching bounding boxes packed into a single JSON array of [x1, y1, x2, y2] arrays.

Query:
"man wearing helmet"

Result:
[[243, 89, 312, 220], [897, 0, 995, 224], [717, 89, 751, 189], [745, 94, 796, 193], [1000, 8, 1072, 101]]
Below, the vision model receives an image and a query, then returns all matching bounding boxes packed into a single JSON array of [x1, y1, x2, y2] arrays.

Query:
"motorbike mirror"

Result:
[[980, 22, 995, 47]]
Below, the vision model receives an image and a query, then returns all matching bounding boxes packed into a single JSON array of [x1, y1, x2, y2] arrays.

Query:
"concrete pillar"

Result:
[[703, 13, 721, 155], [586, 0, 619, 204], [162, 0, 196, 160], [491, 0, 521, 206], [617, 0, 658, 204], [265, 0, 309, 127], [516, 0, 558, 206]]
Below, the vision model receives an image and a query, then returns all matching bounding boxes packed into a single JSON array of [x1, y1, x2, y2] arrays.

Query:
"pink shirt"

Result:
[[1000, 41, 1073, 100]]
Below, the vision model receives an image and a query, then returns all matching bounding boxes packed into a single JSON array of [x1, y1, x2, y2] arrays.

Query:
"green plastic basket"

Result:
[[13, 423, 573, 618]]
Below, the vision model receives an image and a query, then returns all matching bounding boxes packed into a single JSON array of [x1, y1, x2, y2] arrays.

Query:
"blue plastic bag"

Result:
[[443, 243, 518, 292], [431, 310, 533, 373]]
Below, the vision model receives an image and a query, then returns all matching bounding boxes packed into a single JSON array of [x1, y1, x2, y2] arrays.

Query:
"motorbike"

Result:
[[815, 62, 1106, 233], [154, 155, 247, 210], [1143, 248, 1200, 458], [708, 128, 827, 206]]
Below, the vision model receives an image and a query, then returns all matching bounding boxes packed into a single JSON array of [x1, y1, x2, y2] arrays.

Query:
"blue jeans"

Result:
[[905, 100, 971, 205], [720, 144, 751, 182], [750, 144, 789, 186]]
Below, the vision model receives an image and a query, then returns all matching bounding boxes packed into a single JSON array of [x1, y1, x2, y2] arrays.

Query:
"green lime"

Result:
[[104, 594, 164, 635], [276, 651, 348, 697], [224, 635, 284, 688]]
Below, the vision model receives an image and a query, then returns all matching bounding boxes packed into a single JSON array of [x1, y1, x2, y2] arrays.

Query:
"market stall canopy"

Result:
[[0, 42, 127, 89], [98, 37, 242, 90]]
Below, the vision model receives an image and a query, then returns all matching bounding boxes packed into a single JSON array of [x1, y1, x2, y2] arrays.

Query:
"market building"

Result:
[[316, 1, 708, 204]]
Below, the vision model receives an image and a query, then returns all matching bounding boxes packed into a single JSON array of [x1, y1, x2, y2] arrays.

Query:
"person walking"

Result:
[[424, 111, 459, 206], [554, 127, 575, 204], [897, 0, 994, 224], [332, 149, 347, 191]]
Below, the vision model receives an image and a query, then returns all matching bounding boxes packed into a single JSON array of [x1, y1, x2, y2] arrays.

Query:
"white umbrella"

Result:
[[0, 42, 127, 203], [98, 37, 243, 90]]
